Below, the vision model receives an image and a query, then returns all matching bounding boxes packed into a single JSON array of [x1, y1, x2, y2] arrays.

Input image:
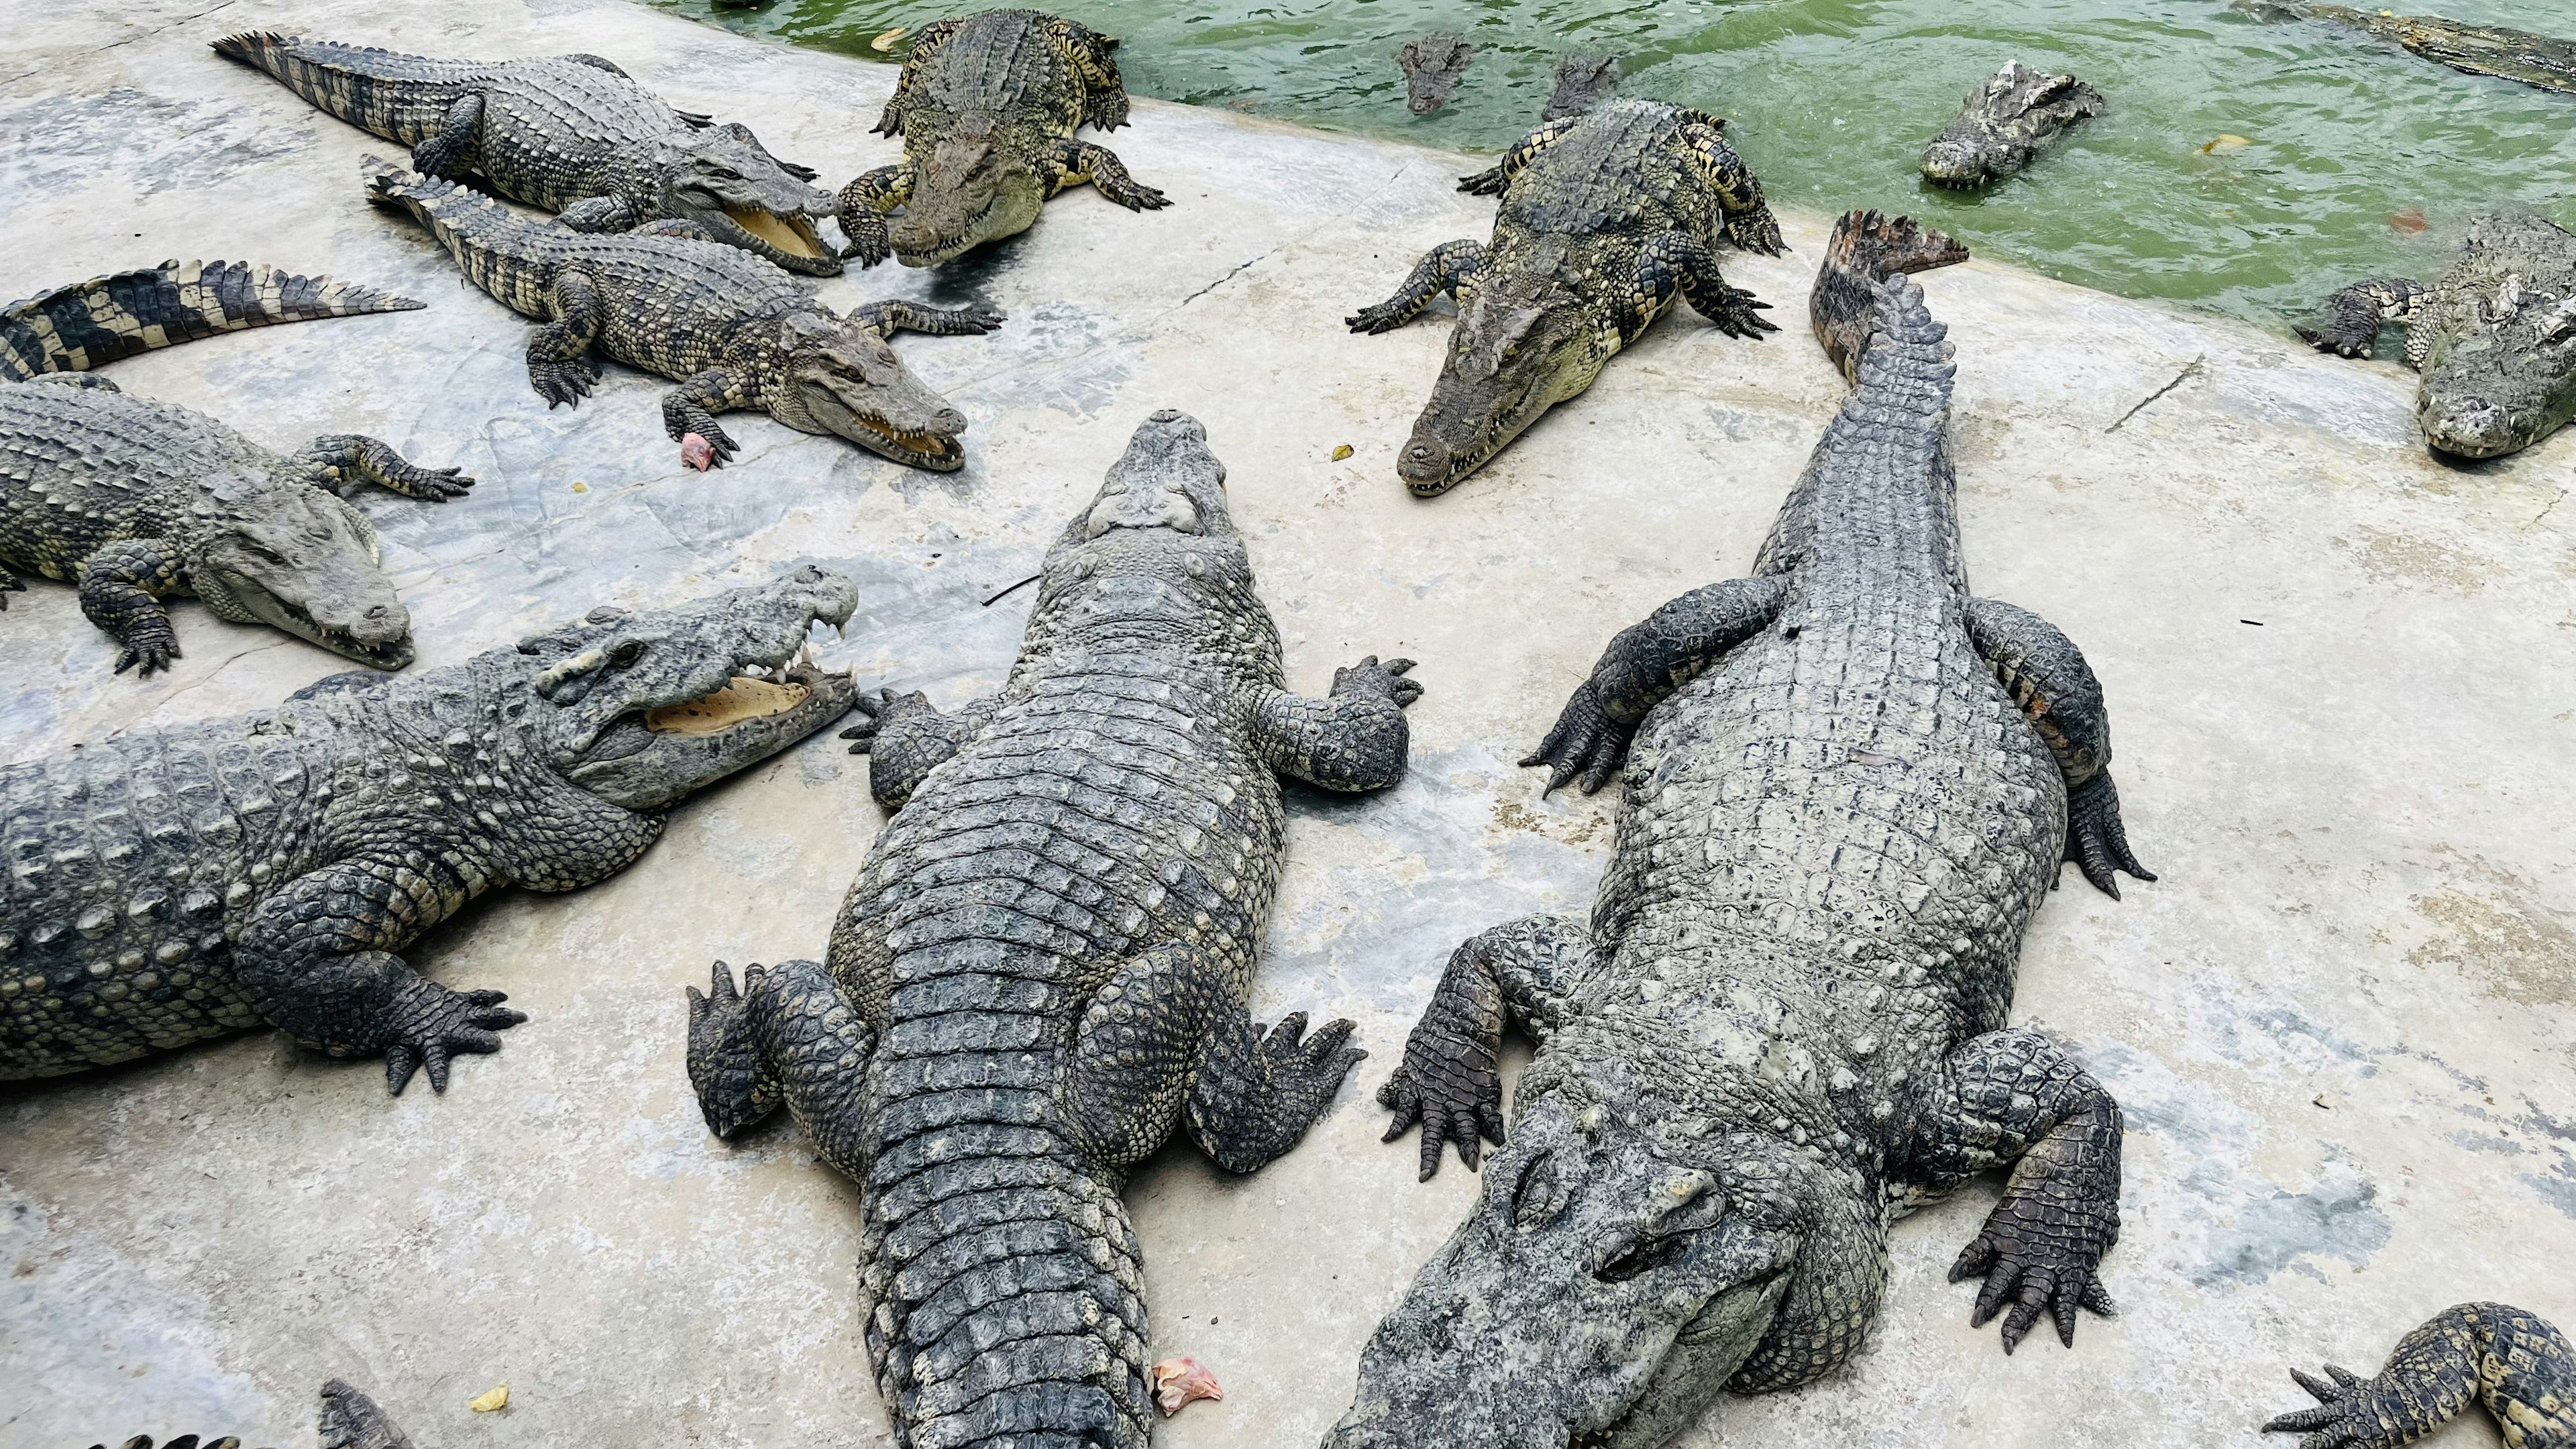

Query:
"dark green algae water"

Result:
[[656, 0, 2576, 335]]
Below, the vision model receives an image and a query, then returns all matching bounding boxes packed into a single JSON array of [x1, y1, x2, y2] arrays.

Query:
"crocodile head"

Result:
[[1919, 60, 2103, 189], [1026, 410, 1255, 643], [888, 129, 1049, 267], [512, 565, 861, 810], [657, 130, 841, 277], [189, 478, 415, 669], [1399, 35, 1474, 115], [1397, 270, 1611, 494], [765, 311, 971, 470], [2413, 217, 2576, 460]]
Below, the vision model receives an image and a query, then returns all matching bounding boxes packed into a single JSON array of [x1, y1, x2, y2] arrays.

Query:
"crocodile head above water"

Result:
[[1025, 409, 1256, 645], [1397, 270, 1611, 494], [888, 131, 1050, 267], [190, 474, 415, 669], [765, 310, 972, 470], [2412, 214, 2576, 459], [1919, 60, 2105, 189], [656, 131, 842, 277]]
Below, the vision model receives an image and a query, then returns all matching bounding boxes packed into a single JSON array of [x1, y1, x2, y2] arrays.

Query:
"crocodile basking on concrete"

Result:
[[215, 32, 844, 276], [2301, 213, 2576, 459], [684, 411, 1419, 1449], [365, 158, 1000, 472], [1, 260, 465, 677], [1, 567, 858, 1094], [838, 9, 1167, 268], [2265, 1302, 2575, 1448], [1348, 98, 1784, 495], [1328, 220, 2152, 1449], [99, 1378, 417, 1449], [1919, 60, 2106, 189]]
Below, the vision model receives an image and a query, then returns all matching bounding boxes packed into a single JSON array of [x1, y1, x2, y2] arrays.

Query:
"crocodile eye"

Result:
[[608, 639, 646, 668]]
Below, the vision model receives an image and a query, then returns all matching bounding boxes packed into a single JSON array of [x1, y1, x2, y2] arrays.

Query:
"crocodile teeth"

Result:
[[724, 205, 827, 259], [643, 676, 811, 735]]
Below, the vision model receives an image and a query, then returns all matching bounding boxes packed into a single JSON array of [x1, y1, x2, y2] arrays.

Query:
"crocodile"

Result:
[[2265, 1303, 2575, 1448], [1, 566, 859, 1093], [1327, 225, 2153, 1449], [1543, 52, 1621, 122], [2241, 2, 2576, 97], [2300, 213, 2576, 459], [837, 9, 1167, 269], [1, 260, 465, 677], [1919, 60, 2106, 189], [1348, 97, 1785, 495], [684, 410, 1419, 1449], [215, 32, 844, 276], [364, 158, 1000, 472], [1399, 34, 1475, 115], [99, 1378, 417, 1449], [1811, 209, 1970, 382]]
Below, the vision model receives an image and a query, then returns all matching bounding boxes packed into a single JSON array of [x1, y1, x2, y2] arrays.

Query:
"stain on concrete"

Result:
[[2191, 1162, 2392, 1287], [2407, 857, 2576, 1008], [2336, 523, 2498, 593]]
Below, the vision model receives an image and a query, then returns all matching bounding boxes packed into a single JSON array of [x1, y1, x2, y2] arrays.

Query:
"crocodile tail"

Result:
[[317, 1379, 416, 1449], [361, 156, 533, 291], [213, 32, 490, 145], [1811, 209, 1968, 384], [0, 260, 422, 381]]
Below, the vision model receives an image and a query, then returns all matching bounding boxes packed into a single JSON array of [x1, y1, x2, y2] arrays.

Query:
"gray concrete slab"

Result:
[[1, 1, 2571, 1446]]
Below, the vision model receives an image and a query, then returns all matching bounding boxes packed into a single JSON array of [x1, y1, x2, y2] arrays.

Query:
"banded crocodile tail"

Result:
[[215, 32, 493, 145], [362, 156, 540, 289], [1812, 209, 1968, 384], [1, 260, 423, 381]]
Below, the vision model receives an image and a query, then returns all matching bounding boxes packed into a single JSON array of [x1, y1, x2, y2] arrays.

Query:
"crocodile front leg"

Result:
[[1377, 911, 1597, 1178], [661, 367, 748, 471], [297, 435, 476, 500], [2296, 277, 2429, 361], [1346, 241, 1487, 335], [839, 687, 1000, 809], [1678, 117, 1786, 255], [1635, 230, 1778, 342], [2264, 1302, 2576, 1449], [1047, 138, 1169, 212], [1964, 596, 2155, 898], [1524, 576, 1785, 794], [409, 91, 484, 181], [77, 537, 186, 676], [845, 298, 1008, 339], [687, 959, 874, 1181], [1456, 115, 1578, 195], [1252, 654, 1421, 792], [525, 270, 603, 408], [835, 164, 908, 266]]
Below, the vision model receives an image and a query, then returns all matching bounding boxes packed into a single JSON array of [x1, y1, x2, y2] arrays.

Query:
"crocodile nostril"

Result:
[[366, 604, 390, 620]]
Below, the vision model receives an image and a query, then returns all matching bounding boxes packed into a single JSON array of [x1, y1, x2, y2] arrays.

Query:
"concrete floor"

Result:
[[2, 0, 2571, 1445]]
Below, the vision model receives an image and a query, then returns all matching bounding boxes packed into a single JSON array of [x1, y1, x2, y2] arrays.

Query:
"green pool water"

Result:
[[657, 0, 2576, 333]]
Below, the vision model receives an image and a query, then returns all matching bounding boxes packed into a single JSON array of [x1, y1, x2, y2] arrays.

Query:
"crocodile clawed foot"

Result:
[[2063, 771, 2153, 900], [1108, 180, 1171, 211], [1520, 680, 1632, 796], [2294, 323, 2373, 360], [392, 462, 477, 500], [686, 961, 775, 1138], [1728, 215, 1788, 257], [0, 568, 28, 606], [2261, 1363, 2370, 1442], [1344, 302, 1411, 335], [680, 423, 739, 472], [1332, 654, 1422, 706], [1456, 166, 1509, 197], [1260, 1010, 1368, 1126], [113, 632, 182, 677], [840, 214, 893, 266], [1706, 287, 1780, 341], [529, 357, 599, 408], [1949, 1228, 2117, 1353], [382, 981, 526, 1095]]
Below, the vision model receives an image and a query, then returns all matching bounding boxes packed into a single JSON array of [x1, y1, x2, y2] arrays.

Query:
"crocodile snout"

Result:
[[1397, 436, 1454, 492], [2422, 393, 2516, 458]]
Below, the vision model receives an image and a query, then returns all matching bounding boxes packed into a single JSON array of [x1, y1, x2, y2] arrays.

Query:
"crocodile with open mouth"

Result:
[[0, 566, 859, 1095], [215, 32, 845, 277], [1, 259, 463, 677], [365, 158, 1001, 472], [1347, 98, 1784, 495]]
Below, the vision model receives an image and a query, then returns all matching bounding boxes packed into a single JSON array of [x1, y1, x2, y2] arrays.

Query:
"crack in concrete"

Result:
[[1, 0, 241, 89], [1179, 249, 1275, 307], [2106, 354, 2206, 433], [2530, 486, 2567, 529]]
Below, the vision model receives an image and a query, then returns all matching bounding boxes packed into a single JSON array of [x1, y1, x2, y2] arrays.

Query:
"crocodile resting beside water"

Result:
[[2265, 1302, 2575, 1448], [1328, 217, 2152, 1449], [1348, 97, 1784, 495], [1, 260, 464, 677], [686, 410, 1419, 1449], [215, 32, 844, 276], [1, 566, 858, 1093], [1919, 60, 2105, 189]]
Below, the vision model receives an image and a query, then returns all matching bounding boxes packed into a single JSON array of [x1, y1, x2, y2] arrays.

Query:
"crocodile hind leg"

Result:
[[76, 537, 186, 675], [1964, 597, 2155, 898], [2264, 1302, 2576, 1448], [1377, 912, 1598, 1178], [1456, 115, 1578, 195], [409, 92, 484, 180], [1346, 240, 1488, 334], [1636, 231, 1778, 342], [1054, 17, 1134, 130], [687, 959, 874, 1180], [1523, 576, 1786, 794], [1678, 115, 1786, 256], [872, 17, 961, 136], [1252, 654, 1422, 791], [845, 298, 1008, 339], [660, 367, 749, 471], [2296, 278, 2428, 360], [297, 435, 476, 500], [835, 164, 908, 266], [1047, 139, 1169, 211], [525, 270, 603, 408], [838, 687, 1000, 808]]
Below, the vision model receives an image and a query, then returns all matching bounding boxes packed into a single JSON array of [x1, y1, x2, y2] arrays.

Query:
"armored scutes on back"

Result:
[[1, 260, 462, 676], [1398, 34, 1474, 115], [839, 9, 1167, 268], [1919, 60, 2105, 189], [1330, 231, 2152, 1449], [97, 1378, 417, 1449], [1811, 209, 1970, 382], [2301, 213, 2576, 460], [365, 158, 1002, 472], [215, 33, 843, 276], [2263, 1302, 2575, 1448], [2243, 1, 2576, 97], [1348, 98, 1784, 495], [684, 411, 1419, 1449], [1, 567, 859, 1094]]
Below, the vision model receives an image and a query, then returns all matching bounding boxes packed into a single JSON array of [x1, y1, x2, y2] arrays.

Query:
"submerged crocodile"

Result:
[[1, 260, 464, 676], [1329, 220, 2153, 1449], [839, 9, 1167, 269], [365, 158, 1000, 472], [1543, 52, 1621, 121], [1, 567, 858, 1093], [215, 32, 844, 276], [2302, 213, 2576, 459], [685, 411, 1419, 1449], [2244, 2, 2576, 97], [1348, 97, 1784, 494], [100, 1378, 416, 1449], [1399, 34, 1475, 115], [1919, 60, 2105, 189], [2265, 1303, 2575, 1448]]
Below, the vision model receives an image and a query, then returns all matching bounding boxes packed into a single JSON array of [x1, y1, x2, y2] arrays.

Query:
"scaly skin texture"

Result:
[[1, 567, 859, 1093], [215, 33, 844, 276], [2248, 3, 2576, 96], [1330, 260, 2153, 1449], [2265, 1303, 2576, 1448], [1544, 52, 1621, 122], [686, 411, 1418, 1449], [1919, 60, 2106, 189], [839, 9, 1166, 269], [1399, 35, 1474, 115], [364, 159, 1002, 472], [1348, 99, 1784, 496], [0, 260, 459, 676], [1811, 210, 1970, 383], [96, 1377, 418, 1449], [2301, 213, 2576, 459]]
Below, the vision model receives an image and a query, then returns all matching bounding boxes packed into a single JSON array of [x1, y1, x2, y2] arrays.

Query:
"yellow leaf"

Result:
[[871, 27, 908, 51], [2200, 134, 2253, 154], [470, 1385, 508, 1413], [1330, 444, 1353, 462], [570, 481, 588, 493]]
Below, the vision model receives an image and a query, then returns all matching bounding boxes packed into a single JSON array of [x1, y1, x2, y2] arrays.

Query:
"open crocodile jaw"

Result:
[[722, 205, 830, 260], [643, 674, 814, 735], [851, 413, 967, 470]]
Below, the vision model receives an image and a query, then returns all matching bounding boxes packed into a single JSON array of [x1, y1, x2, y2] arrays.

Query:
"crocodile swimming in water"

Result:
[[838, 9, 1167, 268], [1543, 52, 1621, 122], [1, 260, 464, 677], [1, 567, 859, 1093], [99, 1378, 417, 1449], [215, 32, 845, 276], [1919, 60, 2106, 189], [1399, 34, 1475, 115], [1328, 217, 2152, 1449], [2301, 212, 2576, 459], [2264, 1302, 2575, 1448], [1348, 97, 1784, 495], [684, 410, 1419, 1449], [2241, 1, 2576, 97], [364, 158, 1001, 472]]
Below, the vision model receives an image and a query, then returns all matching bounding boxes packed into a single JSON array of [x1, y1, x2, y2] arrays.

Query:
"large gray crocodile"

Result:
[[1, 260, 464, 676], [684, 411, 1419, 1449], [2300, 213, 2576, 459], [2265, 1302, 2575, 1448], [215, 32, 844, 276], [2243, 2, 2576, 97], [1348, 97, 1784, 495], [1, 567, 858, 1094], [1919, 60, 2106, 189], [1328, 219, 2152, 1449], [364, 158, 1000, 472], [99, 1378, 416, 1449]]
